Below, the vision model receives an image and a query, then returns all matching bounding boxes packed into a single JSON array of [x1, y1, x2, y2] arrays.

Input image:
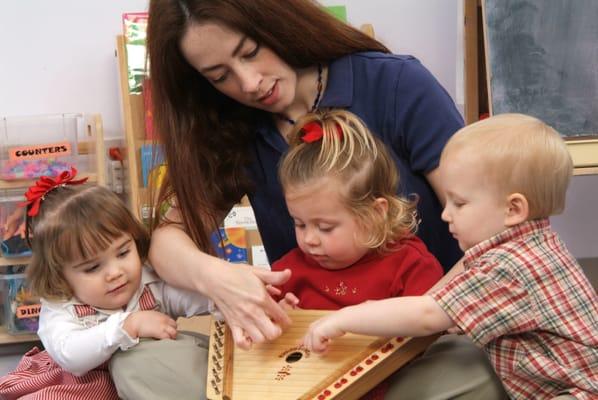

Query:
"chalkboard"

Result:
[[483, 0, 598, 137]]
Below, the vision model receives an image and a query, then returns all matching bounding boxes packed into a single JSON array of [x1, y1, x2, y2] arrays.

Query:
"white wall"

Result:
[[551, 175, 598, 259], [0, 0, 148, 138], [0, 0, 457, 138], [0, 0, 595, 258], [320, 0, 460, 105]]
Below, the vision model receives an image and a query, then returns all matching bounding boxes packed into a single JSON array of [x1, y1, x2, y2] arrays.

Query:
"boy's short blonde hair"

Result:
[[26, 184, 149, 300], [441, 113, 573, 219]]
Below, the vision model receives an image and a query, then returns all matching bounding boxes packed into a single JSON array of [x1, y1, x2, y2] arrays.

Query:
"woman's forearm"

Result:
[[149, 224, 223, 295]]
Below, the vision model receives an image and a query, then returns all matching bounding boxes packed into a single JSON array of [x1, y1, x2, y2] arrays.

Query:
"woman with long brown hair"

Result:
[[143, 1, 507, 398]]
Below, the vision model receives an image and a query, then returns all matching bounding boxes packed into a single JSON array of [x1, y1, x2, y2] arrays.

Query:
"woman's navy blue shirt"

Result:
[[246, 52, 463, 271]]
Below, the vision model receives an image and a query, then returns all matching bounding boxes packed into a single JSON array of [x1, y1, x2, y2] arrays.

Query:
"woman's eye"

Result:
[[319, 226, 334, 233], [212, 73, 228, 84], [244, 43, 260, 58]]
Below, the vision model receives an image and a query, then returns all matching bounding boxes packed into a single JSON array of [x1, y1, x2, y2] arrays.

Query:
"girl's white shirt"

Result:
[[37, 265, 210, 376]]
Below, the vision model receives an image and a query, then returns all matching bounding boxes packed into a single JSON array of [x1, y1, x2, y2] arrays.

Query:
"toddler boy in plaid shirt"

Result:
[[303, 114, 597, 400]]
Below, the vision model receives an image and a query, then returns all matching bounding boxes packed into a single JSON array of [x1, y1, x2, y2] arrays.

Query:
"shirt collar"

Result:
[[463, 219, 551, 269], [319, 55, 354, 108]]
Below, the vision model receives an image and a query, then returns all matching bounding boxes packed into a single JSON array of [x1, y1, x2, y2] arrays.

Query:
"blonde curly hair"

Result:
[[279, 110, 418, 253]]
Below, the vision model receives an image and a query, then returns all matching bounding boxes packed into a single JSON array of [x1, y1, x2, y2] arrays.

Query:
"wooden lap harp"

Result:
[[206, 309, 438, 399]]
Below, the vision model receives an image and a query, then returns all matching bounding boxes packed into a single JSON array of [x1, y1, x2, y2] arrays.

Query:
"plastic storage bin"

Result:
[[0, 113, 83, 181], [0, 189, 31, 258], [1, 269, 40, 335]]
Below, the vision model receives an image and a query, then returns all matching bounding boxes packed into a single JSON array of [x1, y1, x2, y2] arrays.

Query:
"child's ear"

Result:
[[373, 197, 389, 217], [504, 193, 529, 227]]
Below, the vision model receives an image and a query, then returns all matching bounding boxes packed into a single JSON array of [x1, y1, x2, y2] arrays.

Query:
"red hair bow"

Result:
[[20, 167, 88, 217], [300, 121, 343, 143]]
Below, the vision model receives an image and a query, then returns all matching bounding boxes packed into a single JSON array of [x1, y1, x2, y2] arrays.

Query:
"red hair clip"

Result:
[[300, 121, 343, 143], [20, 167, 88, 217]]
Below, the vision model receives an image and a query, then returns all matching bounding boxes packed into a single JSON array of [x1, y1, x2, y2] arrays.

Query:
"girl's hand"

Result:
[[207, 263, 292, 350], [303, 312, 347, 354], [278, 292, 300, 311], [123, 311, 178, 340]]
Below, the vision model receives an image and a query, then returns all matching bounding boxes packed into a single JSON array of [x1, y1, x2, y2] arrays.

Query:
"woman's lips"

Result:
[[259, 81, 279, 106]]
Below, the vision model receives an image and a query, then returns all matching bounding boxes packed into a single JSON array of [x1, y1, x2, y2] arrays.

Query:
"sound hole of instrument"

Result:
[[285, 351, 303, 363]]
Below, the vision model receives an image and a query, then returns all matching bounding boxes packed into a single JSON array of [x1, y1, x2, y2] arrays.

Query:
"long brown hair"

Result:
[[147, 0, 390, 252], [280, 111, 418, 253]]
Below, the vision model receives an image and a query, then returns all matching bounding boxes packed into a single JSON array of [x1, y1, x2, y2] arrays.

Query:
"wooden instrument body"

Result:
[[206, 310, 438, 400]]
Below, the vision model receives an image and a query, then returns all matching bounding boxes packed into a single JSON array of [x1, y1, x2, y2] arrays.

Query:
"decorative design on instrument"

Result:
[[315, 337, 405, 399], [274, 365, 292, 381]]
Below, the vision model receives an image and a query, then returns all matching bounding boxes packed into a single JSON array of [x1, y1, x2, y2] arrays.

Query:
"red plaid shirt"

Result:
[[432, 219, 598, 399]]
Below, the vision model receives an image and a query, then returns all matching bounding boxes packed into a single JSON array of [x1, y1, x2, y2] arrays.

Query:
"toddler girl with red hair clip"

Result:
[[273, 110, 443, 311], [271, 110, 444, 399]]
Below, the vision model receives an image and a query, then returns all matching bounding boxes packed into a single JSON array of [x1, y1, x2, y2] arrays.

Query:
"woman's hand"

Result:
[[149, 224, 292, 350], [207, 262, 292, 349], [278, 292, 300, 311], [262, 278, 300, 310]]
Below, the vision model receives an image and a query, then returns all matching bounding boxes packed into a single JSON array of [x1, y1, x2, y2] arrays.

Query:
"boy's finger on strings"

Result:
[[303, 330, 330, 354]]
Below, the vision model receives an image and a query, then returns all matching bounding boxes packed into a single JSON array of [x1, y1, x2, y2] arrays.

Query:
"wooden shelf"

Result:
[[0, 256, 29, 267], [0, 172, 99, 190], [568, 139, 598, 170], [0, 114, 106, 346], [0, 325, 38, 345], [0, 115, 107, 190], [574, 166, 598, 176], [116, 35, 146, 220]]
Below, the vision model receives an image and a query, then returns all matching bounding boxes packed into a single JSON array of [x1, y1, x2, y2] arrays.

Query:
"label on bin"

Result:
[[16, 304, 41, 319], [9, 141, 72, 161]]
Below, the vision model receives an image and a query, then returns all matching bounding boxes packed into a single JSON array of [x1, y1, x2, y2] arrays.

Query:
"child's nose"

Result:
[[304, 229, 320, 246], [105, 263, 123, 280], [441, 206, 450, 223]]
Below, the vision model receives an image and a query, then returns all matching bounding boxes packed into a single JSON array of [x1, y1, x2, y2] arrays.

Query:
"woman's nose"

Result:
[[238, 66, 262, 93]]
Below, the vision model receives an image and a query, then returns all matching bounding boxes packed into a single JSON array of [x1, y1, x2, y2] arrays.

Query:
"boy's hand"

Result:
[[303, 312, 346, 354], [123, 311, 178, 340], [278, 292, 300, 311]]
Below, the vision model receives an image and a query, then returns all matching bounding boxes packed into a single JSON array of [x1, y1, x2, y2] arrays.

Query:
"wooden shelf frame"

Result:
[[116, 35, 147, 220], [0, 325, 39, 345]]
